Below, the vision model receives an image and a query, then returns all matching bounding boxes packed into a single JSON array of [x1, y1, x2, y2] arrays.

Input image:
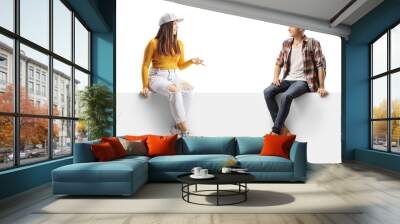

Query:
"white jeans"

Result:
[[149, 68, 193, 124]]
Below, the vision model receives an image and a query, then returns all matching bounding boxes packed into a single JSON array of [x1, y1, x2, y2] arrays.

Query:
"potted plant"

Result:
[[79, 84, 113, 140]]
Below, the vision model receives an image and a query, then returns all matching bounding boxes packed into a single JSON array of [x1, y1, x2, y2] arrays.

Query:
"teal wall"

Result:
[[0, 158, 72, 199], [343, 0, 400, 171], [0, 0, 116, 200]]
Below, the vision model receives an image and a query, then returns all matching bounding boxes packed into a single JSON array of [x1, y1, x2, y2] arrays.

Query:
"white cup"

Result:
[[191, 167, 202, 176], [221, 167, 232, 174], [199, 169, 208, 176]]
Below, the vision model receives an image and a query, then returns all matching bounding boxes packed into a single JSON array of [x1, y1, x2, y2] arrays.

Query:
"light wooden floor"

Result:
[[1, 162, 400, 224]]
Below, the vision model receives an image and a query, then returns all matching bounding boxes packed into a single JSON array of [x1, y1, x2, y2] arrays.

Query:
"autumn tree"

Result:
[[0, 84, 60, 153]]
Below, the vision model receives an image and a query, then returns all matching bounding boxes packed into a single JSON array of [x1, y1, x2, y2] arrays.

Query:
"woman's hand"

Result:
[[140, 87, 150, 97], [191, 57, 205, 66]]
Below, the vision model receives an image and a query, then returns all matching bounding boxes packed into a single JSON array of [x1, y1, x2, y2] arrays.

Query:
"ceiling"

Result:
[[165, 0, 384, 38]]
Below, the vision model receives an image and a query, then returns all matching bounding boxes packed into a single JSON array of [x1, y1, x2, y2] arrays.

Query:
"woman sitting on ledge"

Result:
[[140, 13, 204, 136]]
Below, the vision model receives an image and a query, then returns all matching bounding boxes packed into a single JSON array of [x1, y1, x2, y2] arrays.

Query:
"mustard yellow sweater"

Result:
[[141, 38, 193, 88]]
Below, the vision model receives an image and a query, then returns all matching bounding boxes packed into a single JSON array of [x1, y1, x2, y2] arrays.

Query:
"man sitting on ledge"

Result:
[[263, 26, 328, 136]]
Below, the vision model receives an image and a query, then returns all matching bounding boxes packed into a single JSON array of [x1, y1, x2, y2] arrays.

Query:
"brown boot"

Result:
[[281, 126, 292, 136], [269, 131, 279, 136]]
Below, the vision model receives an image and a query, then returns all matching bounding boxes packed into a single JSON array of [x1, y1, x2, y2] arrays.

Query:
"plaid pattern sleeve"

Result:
[[275, 42, 285, 67], [311, 39, 327, 71]]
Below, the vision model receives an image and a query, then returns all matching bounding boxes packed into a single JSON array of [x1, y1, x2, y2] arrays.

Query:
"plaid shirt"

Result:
[[275, 35, 326, 92]]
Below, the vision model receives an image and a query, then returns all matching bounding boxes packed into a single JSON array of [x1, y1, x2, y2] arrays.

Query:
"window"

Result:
[[0, 71, 6, 85], [0, 1, 91, 170], [35, 70, 40, 81], [74, 18, 89, 70], [28, 81, 34, 94], [42, 85, 46, 97], [35, 83, 40, 95], [53, 0, 72, 60], [28, 67, 34, 80], [41, 73, 46, 82], [74, 69, 89, 118], [53, 119, 72, 158], [0, 34, 14, 113], [19, 117, 49, 165], [0, 54, 7, 67], [20, 0, 49, 49], [0, 116, 13, 170], [53, 59, 72, 117], [0, 0, 13, 32], [370, 23, 400, 154]]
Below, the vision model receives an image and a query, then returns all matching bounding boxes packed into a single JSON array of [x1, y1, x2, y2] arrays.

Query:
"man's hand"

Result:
[[317, 87, 328, 97], [272, 78, 281, 86], [140, 87, 150, 97]]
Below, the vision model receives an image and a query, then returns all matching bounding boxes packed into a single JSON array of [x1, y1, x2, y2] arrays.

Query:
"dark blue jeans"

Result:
[[263, 80, 310, 134]]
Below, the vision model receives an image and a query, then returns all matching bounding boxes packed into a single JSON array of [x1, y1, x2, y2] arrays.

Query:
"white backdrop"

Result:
[[116, 0, 342, 163]]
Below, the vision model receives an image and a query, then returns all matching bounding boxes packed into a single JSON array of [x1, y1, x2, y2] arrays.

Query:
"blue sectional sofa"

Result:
[[52, 136, 307, 196]]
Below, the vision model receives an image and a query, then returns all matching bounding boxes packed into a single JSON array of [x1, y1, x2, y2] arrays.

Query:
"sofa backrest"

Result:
[[177, 136, 236, 155], [73, 139, 101, 163], [235, 136, 264, 155]]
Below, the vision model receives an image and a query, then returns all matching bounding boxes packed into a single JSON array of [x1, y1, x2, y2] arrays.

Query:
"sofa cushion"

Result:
[[235, 137, 263, 155], [91, 142, 118, 161], [179, 136, 236, 155], [118, 138, 147, 156], [101, 137, 127, 158], [52, 158, 148, 183], [147, 135, 178, 157], [236, 155, 293, 172], [149, 154, 235, 172], [260, 134, 296, 159]]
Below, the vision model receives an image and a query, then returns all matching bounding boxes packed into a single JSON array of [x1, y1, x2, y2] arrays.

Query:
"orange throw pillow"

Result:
[[146, 135, 178, 157], [124, 135, 153, 141], [260, 134, 296, 159], [101, 137, 127, 158], [91, 142, 117, 161]]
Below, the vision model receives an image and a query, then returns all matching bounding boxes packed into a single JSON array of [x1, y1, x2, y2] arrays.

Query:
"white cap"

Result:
[[159, 13, 183, 26]]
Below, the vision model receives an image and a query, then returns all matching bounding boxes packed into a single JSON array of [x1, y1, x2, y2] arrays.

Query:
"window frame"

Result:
[[369, 20, 400, 154], [0, 0, 92, 171]]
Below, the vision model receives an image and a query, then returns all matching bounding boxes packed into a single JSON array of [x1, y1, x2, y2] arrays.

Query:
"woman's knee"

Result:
[[167, 84, 179, 93]]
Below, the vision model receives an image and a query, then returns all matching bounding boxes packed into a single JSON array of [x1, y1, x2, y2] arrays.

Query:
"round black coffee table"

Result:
[[177, 173, 255, 206]]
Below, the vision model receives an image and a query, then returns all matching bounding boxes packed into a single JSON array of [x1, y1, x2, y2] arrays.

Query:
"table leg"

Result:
[[245, 183, 247, 201], [217, 184, 219, 206]]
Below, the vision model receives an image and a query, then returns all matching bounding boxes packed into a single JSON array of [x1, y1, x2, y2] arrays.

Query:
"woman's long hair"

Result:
[[155, 21, 181, 56]]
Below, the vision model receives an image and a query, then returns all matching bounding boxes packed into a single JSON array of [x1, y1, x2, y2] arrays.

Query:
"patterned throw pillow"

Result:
[[118, 137, 147, 156]]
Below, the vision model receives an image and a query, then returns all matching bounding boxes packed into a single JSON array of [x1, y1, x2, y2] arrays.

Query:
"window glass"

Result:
[[372, 34, 387, 76], [20, 44, 49, 115], [19, 117, 49, 165], [372, 77, 387, 119], [20, 0, 49, 49], [0, 0, 14, 31], [74, 18, 89, 69], [0, 35, 14, 113], [53, 0, 72, 60]]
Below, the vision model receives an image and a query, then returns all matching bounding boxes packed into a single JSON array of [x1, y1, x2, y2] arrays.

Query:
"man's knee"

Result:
[[263, 86, 275, 98], [281, 92, 294, 101]]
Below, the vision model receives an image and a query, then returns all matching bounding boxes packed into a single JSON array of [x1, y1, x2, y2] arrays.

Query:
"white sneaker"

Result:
[[170, 125, 181, 135], [180, 130, 191, 137]]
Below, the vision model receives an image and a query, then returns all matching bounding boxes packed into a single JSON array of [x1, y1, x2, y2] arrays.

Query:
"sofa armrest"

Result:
[[73, 139, 100, 163], [289, 141, 307, 181]]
